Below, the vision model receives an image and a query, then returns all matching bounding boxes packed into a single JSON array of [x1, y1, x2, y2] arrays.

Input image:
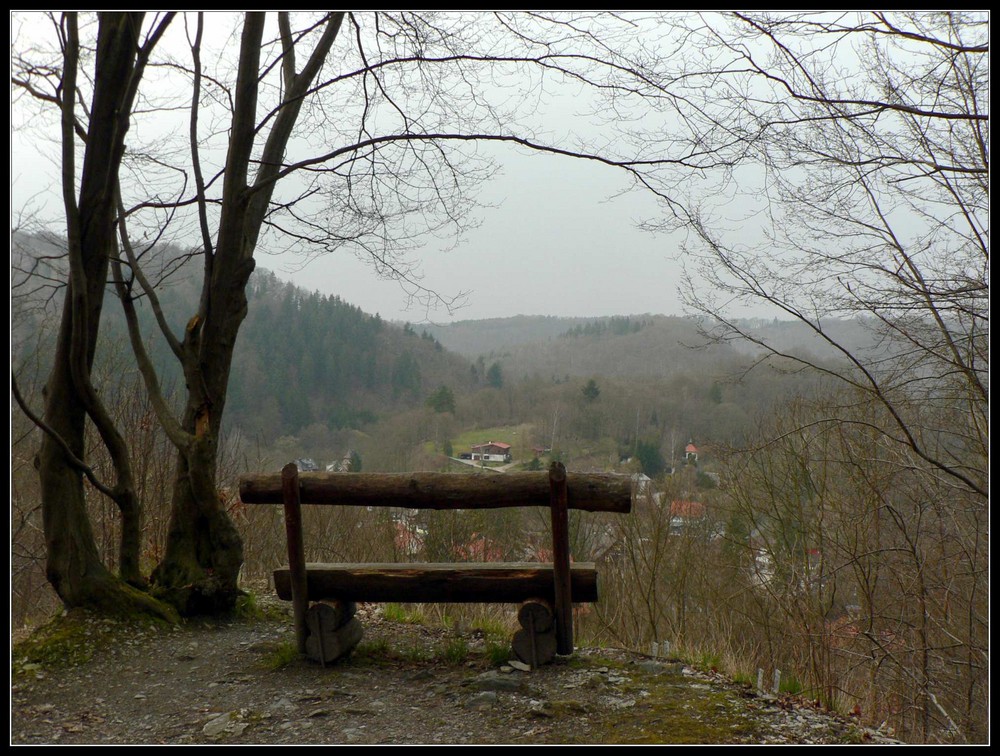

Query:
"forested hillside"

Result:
[[226, 271, 474, 441], [11, 231, 845, 472], [424, 314, 883, 380], [12, 233, 476, 444], [420, 315, 603, 356]]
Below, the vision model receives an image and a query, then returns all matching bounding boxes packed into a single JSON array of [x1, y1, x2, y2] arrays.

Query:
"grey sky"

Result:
[[12, 126, 688, 328], [10, 12, 773, 325], [270, 148, 684, 324]]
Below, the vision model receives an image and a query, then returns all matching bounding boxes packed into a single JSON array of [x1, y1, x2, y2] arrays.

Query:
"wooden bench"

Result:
[[238, 461, 631, 667]]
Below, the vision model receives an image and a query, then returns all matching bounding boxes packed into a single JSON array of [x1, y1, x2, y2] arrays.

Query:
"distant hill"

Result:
[[226, 270, 475, 439], [10, 233, 475, 443], [10, 232, 885, 449], [421, 313, 882, 381], [419, 315, 604, 356], [727, 317, 884, 363]]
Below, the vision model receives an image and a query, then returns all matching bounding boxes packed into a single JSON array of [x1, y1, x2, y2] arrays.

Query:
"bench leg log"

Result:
[[512, 626, 557, 668], [518, 597, 554, 633], [305, 600, 363, 664], [512, 597, 557, 667]]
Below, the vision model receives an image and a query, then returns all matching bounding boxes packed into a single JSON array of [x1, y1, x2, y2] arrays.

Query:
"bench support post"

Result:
[[282, 462, 309, 654], [549, 461, 573, 655]]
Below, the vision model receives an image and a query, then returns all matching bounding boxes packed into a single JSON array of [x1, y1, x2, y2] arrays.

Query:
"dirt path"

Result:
[[11, 601, 897, 745]]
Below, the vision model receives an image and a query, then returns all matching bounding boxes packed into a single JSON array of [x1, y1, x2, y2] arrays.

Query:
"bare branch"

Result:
[[11, 372, 116, 499]]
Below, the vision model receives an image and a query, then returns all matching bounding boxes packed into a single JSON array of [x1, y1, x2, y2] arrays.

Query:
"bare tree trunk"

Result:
[[149, 12, 343, 614], [151, 440, 244, 614], [39, 299, 121, 606], [37, 12, 175, 619], [150, 268, 251, 614]]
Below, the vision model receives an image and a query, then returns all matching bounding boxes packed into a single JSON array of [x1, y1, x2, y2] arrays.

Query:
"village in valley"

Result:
[[292, 435, 741, 571], [11, 11, 984, 744]]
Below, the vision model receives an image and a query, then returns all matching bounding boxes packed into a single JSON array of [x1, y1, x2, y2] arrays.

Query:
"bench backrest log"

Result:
[[239, 462, 632, 656], [239, 468, 633, 513]]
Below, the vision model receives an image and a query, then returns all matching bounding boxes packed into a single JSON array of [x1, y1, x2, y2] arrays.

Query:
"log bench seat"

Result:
[[273, 562, 599, 604], [239, 463, 632, 667]]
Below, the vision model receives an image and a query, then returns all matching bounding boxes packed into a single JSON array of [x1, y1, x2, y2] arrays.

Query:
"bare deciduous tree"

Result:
[[12, 12, 178, 618], [650, 12, 987, 499], [13, 11, 709, 615]]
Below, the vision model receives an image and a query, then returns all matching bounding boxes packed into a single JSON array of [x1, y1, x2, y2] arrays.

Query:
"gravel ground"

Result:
[[11, 599, 899, 746]]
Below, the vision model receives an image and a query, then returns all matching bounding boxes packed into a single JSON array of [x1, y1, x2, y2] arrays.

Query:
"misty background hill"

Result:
[[12, 231, 858, 452], [421, 313, 882, 380]]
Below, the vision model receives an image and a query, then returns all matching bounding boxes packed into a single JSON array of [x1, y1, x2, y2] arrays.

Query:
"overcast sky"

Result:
[[266, 148, 685, 325], [10, 12, 757, 326], [13, 141, 689, 327]]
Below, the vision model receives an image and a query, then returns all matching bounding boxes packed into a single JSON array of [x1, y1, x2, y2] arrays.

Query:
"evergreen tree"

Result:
[[709, 382, 723, 404], [486, 361, 503, 389], [635, 440, 667, 478], [392, 351, 423, 398], [426, 385, 456, 414]]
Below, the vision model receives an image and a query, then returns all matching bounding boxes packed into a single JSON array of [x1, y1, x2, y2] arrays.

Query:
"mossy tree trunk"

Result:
[[35, 11, 176, 621], [148, 13, 344, 614], [148, 257, 253, 614]]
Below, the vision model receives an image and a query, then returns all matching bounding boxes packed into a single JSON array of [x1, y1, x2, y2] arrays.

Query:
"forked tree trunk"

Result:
[[151, 401, 245, 615], [150, 12, 342, 615], [148, 245, 255, 614], [37, 12, 176, 621]]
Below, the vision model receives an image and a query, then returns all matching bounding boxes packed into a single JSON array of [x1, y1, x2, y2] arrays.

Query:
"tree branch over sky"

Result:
[[634, 11, 988, 498], [11, 11, 718, 615], [10, 12, 988, 740]]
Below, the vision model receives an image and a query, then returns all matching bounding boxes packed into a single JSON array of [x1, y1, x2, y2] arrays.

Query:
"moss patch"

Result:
[[12, 609, 163, 675], [262, 639, 302, 670], [589, 673, 767, 744], [233, 592, 287, 622]]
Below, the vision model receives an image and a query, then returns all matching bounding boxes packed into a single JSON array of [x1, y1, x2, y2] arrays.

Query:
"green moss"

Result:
[[598, 679, 767, 744], [232, 592, 286, 622], [569, 654, 627, 671], [263, 639, 301, 670], [12, 609, 164, 675]]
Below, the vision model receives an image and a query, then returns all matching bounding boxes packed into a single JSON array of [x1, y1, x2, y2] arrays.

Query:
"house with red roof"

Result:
[[669, 499, 706, 534], [685, 440, 699, 463], [470, 441, 512, 462]]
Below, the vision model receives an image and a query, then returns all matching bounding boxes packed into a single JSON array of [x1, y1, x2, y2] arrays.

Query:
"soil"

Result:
[[11, 596, 899, 746]]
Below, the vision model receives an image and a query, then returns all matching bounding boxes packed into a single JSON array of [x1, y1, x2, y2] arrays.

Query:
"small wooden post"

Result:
[[548, 461, 573, 655], [282, 462, 309, 655]]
